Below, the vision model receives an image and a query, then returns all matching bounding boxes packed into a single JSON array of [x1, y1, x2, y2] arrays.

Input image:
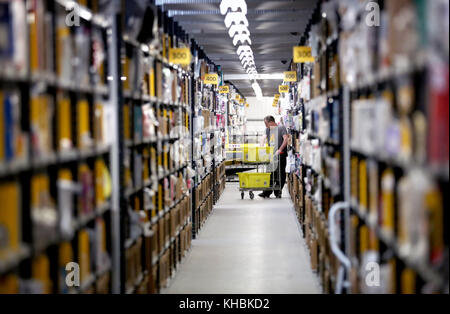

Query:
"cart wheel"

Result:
[[241, 192, 245, 200], [249, 192, 255, 200]]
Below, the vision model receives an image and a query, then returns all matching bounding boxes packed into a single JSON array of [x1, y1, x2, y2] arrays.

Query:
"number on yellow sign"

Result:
[[169, 48, 191, 65], [279, 85, 289, 93], [284, 71, 297, 82], [204, 74, 219, 85], [293, 46, 315, 63]]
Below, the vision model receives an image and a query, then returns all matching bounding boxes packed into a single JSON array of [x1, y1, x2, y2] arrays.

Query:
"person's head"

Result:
[[264, 116, 277, 128]]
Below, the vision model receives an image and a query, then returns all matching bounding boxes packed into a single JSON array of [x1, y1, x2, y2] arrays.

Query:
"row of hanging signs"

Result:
[[168, 46, 315, 108]]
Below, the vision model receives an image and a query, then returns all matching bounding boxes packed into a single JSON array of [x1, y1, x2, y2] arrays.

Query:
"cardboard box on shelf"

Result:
[[310, 236, 318, 272], [293, 175, 298, 196], [195, 186, 200, 209], [350, 267, 360, 294], [319, 251, 325, 283], [135, 238, 143, 278], [159, 256, 167, 289], [168, 245, 174, 279], [144, 234, 152, 274], [152, 224, 159, 259], [158, 218, 165, 253], [186, 224, 192, 249], [305, 197, 311, 225], [200, 203, 204, 225], [188, 196, 192, 221], [136, 274, 149, 294], [125, 248, 133, 291], [180, 229, 185, 258], [181, 198, 187, 226], [175, 204, 181, 231], [323, 270, 330, 294], [95, 272, 110, 294], [148, 264, 156, 294], [175, 236, 181, 264], [170, 208, 177, 238], [164, 214, 170, 244], [202, 110, 211, 128]]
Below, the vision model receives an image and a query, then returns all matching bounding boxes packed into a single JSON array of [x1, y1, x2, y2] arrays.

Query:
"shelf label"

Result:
[[219, 86, 230, 94], [169, 48, 192, 65], [284, 71, 297, 82], [279, 85, 289, 93], [204, 73, 219, 85], [293, 46, 315, 63]]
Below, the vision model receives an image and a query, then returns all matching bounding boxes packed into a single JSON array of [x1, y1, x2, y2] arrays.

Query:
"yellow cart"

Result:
[[237, 156, 281, 200]]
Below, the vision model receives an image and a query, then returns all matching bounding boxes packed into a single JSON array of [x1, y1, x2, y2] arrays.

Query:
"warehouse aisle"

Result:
[[166, 183, 321, 294]]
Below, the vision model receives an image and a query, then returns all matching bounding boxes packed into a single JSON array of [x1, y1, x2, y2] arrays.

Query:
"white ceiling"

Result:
[[158, 0, 318, 97]]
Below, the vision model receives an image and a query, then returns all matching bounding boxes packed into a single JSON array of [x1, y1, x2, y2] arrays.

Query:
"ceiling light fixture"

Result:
[[252, 82, 263, 99], [239, 53, 254, 61], [224, 12, 248, 28], [237, 45, 252, 57], [221, 0, 262, 99], [220, 0, 247, 15], [240, 55, 254, 63], [228, 24, 250, 38]]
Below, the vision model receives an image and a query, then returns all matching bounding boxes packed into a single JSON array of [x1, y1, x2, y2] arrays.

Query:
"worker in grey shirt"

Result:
[[259, 116, 289, 198]]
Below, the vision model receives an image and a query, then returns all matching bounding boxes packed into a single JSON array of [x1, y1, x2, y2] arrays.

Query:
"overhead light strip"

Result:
[[220, 0, 262, 98]]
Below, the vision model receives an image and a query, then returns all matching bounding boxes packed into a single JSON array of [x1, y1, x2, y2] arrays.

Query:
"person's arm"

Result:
[[277, 134, 289, 155]]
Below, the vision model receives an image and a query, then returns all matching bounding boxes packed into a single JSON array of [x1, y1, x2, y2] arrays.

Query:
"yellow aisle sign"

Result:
[[236, 94, 241, 101], [169, 48, 192, 65], [245, 103, 249, 108], [204, 73, 219, 85], [284, 71, 297, 82], [239, 99, 245, 105], [279, 85, 289, 93], [219, 86, 230, 94], [273, 94, 280, 107], [293, 46, 315, 63]]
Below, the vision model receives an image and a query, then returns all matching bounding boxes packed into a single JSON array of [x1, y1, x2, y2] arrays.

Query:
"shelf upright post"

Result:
[[109, 3, 126, 294], [190, 39, 197, 239], [342, 85, 352, 293]]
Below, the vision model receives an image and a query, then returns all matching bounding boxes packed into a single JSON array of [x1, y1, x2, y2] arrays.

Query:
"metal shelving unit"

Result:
[[286, 0, 449, 295], [0, 0, 117, 294]]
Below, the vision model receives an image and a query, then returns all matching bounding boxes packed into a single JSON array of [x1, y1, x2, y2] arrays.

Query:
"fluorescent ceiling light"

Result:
[[252, 82, 263, 99], [228, 24, 250, 38], [242, 60, 255, 68], [239, 51, 253, 61], [224, 12, 249, 28], [240, 55, 254, 63], [221, 0, 260, 95], [233, 34, 251, 46], [237, 45, 252, 57], [224, 74, 285, 80], [220, 0, 247, 15]]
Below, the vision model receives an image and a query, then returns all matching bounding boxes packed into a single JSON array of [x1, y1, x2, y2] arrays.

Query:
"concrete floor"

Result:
[[166, 183, 321, 294]]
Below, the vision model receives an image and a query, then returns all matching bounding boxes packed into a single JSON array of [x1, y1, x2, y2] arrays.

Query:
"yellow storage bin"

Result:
[[257, 146, 274, 163], [238, 173, 271, 189], [243, 145, 258, 163]]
